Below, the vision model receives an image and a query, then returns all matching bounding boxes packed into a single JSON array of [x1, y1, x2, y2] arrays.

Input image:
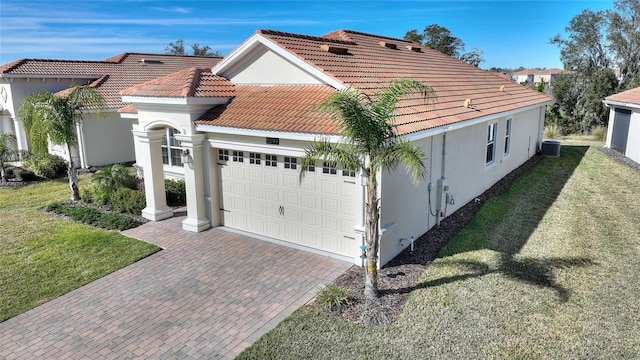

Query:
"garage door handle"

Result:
[[279, 206, 284, 216], [220, 208, 230, 213]]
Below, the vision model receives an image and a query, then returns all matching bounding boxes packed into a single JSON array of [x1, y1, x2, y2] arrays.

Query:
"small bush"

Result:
[[165, 179, 186, 206], [80, 187, 94, 204], [591, 125, 607, 141], [23, 154, 67, 179], [111, 188, 146, 215], [45, 201, 140, 230], [316, 285, 350, 312], [97, 213, 138, 230], [12, 167, 36, 182], [544, 124, 562, 139]]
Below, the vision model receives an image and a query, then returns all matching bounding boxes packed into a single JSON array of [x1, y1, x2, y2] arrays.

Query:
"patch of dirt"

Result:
[[309, 153, 544, 325]]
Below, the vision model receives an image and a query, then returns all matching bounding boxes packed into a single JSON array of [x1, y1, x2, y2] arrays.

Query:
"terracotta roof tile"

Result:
[[1, 53, 221, 109], [257, 29, 553, 135], [196, 85, 337, 134], [605, 86, 640, 106], [121, 68, 234, 98]]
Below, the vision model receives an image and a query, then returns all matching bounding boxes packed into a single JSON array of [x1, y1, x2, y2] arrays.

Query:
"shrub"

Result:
[[12, 167, 37, 182], [96, 212, 138, 230], [591, 125, 607, 141], [315, 285, 350, 312], [165, 179, 186, 206], [80, 187, 94, 204], [544, 124, 562, 139], [92, 164, 135, 192], [45, 201, 140, 230], [111, 188, 146, 215], [23, 154, 67, 179]]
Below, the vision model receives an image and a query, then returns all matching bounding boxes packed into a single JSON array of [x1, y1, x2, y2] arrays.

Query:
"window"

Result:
[[218, 149, 229, 161], [249, 152, 261, 165], [161, 128, 183, 167], [486, 122, 497, 165], [265, 154, 277, 167], [232, 151, 244, 162], [308, 164, 315, 172], [504, 119, 512, 156], [343, 169, 356, 177], [284, 157, 297, 170], [323, 162, 337, 175]]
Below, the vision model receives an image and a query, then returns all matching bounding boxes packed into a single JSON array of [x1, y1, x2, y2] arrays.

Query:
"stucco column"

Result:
[[1, 114, 12, 134], [175, 133, 211, 232], [12, 116, 29, 154], [133, 129, 173, 221]]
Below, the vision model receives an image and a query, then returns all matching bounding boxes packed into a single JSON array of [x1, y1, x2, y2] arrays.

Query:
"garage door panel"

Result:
[[218, 148, 356, 258]]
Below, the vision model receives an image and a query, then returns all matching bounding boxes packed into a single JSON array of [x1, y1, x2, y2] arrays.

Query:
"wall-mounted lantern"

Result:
[[181, 149, 191, 164]]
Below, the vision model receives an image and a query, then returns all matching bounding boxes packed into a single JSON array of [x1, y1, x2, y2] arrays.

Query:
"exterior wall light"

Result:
[[181, 149, 191, 164]]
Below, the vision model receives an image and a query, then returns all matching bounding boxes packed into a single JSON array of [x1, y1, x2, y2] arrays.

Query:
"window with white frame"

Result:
[[284, 157, 297, 170], [486, 122, 497, 165], [342, 169, 356, 177], [323, 161, 337, 175], [161, 128, 183, 167], [504, 119, 512, 156], [218, 149, 229, 161], [265, 154, 277, 167], [232, 151, 244, 162], [249, 152, 261, 165]]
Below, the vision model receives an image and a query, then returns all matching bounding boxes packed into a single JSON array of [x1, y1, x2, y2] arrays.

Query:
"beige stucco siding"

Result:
[[82, 113, 136, 167], [222, 45, 323, 85], [378, 106, 544, 265]]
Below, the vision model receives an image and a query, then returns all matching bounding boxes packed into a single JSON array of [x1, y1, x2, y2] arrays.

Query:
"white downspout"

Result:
[[75, 119, 88, 168]]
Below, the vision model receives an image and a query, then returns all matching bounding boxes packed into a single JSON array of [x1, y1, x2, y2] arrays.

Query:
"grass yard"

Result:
[[238, 142, 640, 359], [0, 177, 160, 322]]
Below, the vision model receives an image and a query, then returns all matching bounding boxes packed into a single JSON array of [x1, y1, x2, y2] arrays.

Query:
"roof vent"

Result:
[[499, 85, 506, 92], [379, 41, 398, 49], [405, 45, 422, 52], [138, 58, 163, 65], [463, 98, 473, 108], [320, 44, 349, 54]]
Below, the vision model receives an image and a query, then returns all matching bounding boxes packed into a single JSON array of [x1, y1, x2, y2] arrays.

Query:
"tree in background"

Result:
[[165, 39, 222, 57], [607, 0, 640, 89], [404, 24, 485, 67], [18, 86, 106, 201], [300, 79, 436, 299], [549, 0, 640, 133]]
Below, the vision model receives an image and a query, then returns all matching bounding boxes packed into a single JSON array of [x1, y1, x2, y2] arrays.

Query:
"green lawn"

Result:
[[0, 177, 160, 322], [238, 143, 640, 359]]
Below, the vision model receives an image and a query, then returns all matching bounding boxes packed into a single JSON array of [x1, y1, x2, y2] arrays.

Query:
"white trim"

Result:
[[119, 112, 138, 119], [122, 95, 229, 106], [212, 33, 346, 90], [603, 99, 640, 111], [209, 139, 306, 157], [403, 102, 553, 142], [196, 124, 343, 142]]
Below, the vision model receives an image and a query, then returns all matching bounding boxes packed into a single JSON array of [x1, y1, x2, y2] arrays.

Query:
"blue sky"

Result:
[[0, 0, 615, 69]]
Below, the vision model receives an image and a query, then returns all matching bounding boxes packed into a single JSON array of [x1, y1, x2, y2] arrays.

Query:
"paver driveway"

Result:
[[0, 216, 352, 359]]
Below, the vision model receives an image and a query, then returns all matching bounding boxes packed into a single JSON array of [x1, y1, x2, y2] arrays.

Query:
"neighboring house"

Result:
[[121, 29, 553, 266], [511, 68, 566, 91], [603, 86, 640, 164], [0, 53, 220, 168]]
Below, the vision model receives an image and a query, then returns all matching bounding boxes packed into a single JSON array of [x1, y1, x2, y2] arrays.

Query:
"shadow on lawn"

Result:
[[384, 145, 596, 302]]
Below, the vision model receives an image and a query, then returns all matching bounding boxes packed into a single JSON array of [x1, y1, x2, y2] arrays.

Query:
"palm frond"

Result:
[[375, 140, 427, 184], [299, 139, 362, 181]]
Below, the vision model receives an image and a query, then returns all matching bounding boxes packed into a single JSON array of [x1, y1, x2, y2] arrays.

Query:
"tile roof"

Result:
[[604, 86, 640, 107], [121, 67, 234, 98], [122, 29, 552, 136], [197, 85, 337, 134], [254, 29, 553, 135], [1, 53, 221, 109]]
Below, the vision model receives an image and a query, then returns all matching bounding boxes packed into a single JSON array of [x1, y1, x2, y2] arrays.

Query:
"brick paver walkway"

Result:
[[0, 216, 352, 359]]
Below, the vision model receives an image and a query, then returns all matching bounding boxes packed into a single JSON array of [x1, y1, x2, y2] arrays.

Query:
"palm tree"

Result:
[[0, 132, 18, 181], [18, 86, 106, 200], [300, 79, 436, 299], [91, 163, 134, 195]]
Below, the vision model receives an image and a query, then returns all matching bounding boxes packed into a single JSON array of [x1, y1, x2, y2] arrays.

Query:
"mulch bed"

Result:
[[310, 154, 545, 325]]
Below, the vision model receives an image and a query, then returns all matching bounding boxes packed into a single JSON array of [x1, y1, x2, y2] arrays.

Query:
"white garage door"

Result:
[[217, 149, 357, 257]]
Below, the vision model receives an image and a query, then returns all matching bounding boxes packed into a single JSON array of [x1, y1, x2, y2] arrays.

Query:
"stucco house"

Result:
[[0, 53, 220, 168], [121, 29, 553, 266], [511, 68, 566, 92], [603, 86, 640, 164]]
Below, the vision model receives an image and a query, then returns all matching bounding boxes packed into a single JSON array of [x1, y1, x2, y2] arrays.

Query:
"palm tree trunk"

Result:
[[66, 143, 80, 201], [364, 172, 380, 299]]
